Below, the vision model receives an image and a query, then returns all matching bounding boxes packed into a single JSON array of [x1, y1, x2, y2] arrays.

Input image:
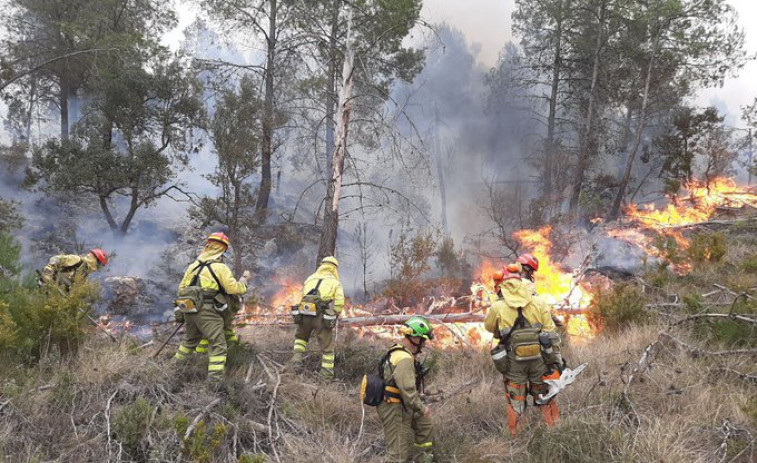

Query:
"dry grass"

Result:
[[1, 297, 756, 462]]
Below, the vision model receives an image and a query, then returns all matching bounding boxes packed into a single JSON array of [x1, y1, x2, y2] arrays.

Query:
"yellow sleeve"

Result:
[[332, 279, 345, 313], [211, 263, 248, 295], [392, 357, 424, 413], [535, 298, 556, 333], [49, 255, 82, 268], [484, 302, 501, 334]]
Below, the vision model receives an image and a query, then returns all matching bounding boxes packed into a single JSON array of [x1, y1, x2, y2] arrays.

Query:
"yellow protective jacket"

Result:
[[179, 248, 247, 296], [484, 278, 556, 334], [522, 277, 538, 296], [302, 263, 345, 314], [41, 254, 98, 286], [382, 345, 424, 413]]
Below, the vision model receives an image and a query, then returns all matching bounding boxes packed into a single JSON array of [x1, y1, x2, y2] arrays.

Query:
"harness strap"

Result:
[[189, 261, 225, 294]]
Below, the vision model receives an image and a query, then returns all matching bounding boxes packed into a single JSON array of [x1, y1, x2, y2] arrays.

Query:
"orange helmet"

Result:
[[492, 269, 506, 284], [90, 248, 108, 266], [517, 253, 539, 271], [506, 262, 522, 273], [207, 232, 230, 247]]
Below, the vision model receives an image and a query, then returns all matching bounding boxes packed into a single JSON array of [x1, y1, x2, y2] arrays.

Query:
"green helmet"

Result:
[[401, 315, 434, 340]]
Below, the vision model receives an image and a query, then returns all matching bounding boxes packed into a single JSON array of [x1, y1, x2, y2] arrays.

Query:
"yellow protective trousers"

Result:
[[292, 312, 335, 376], [377, 402, 434, 463], [174, 304, 227, 379]]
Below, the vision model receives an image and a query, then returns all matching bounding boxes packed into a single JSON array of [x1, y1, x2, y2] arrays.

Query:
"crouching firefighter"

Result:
[[174, 232, 250, 381], [361, 316, 435, 463], [38, 248, 109, 293], [290, 256, 344, 378], [484, 272, 563, 437]]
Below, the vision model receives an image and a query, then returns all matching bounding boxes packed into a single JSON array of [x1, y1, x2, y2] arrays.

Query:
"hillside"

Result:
[[1, 224, 756, 463]]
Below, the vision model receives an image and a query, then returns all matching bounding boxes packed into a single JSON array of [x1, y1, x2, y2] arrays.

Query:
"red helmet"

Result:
[[517, 253, 539, 271], [207, 232, 230, 247], [90, 248, 108, 266]]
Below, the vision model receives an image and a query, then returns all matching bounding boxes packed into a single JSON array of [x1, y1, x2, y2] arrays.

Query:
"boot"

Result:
[[506, 403, 520, 438], [541, 401, 559, 426], [319, 367, 335, 380]]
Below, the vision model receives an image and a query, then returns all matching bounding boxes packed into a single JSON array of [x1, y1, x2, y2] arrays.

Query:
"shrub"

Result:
[[739, 254, 757, 273], [0, 234, 101, 360], [588, 283, 650, 332], [686, 232, 727, 263], [182, 421, 227, 463], [113, 397, 154, 461], [527, 418, 629, 463]]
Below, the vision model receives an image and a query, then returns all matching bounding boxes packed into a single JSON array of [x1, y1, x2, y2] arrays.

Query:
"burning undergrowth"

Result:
[[93, 176, 757, 349]]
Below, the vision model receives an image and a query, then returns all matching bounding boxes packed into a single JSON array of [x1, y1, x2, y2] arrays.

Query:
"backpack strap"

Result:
[[501, 307, 531, 348], [513, 307, 531, 330], [305, 278, 324, 297], [189, 261, 226, 294]]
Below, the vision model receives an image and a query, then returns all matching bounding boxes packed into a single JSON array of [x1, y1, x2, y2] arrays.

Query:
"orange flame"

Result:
[[513, 226, 593, 309]]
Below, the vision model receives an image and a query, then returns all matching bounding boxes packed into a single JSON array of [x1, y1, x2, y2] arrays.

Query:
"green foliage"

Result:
[[113, 398, 154, 461], [27, 50, 204, 234], [0, 233, 22, 285], [385, 230, 438, 305], [682, 294, 704, 313], [588, 283, 650, 332], [182, 421, 227, 463], [391, 230, 436, 280], [172, 414, 190, 437], [0, 199, 23, 235], [190, 76, 263, 272], [435, 236, 467, 278], [238, 455, 266, 463], [1, 233, 99, 359], [686, 232, 727, 263], [693, 319, 757, 348], [527, 419, 629, 463], [652, 234, 684, 265], [739, 255, 757, 273]]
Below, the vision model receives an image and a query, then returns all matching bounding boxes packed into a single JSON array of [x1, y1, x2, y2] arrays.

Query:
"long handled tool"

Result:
[[152, 321, 184, 358]]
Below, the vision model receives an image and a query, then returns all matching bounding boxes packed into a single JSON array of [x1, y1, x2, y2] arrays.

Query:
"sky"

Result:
[[168, 0, 757, 126]]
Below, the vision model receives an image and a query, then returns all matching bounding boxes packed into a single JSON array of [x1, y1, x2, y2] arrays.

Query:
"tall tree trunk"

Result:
[[99, 196, 119, 231], [609, 38, 659, 220], [318, 14, 354, 261], [23, 79, 37, 142], [569, 0, 605, 213], [543, 0, 565, 204], [59, 78, 70, 140], [324, 0, 340, 182], [255, 0, 277, 223], [120, 186, 140, 234], [434, 108, 448, 235]]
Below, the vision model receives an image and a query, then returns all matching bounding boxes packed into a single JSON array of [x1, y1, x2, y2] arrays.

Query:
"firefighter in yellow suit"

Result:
[[484, 272, 562, 437], [378, 316, 435, 463], [38, 248, 109, 292], [291, 256, 345, 378], [174, 232, 249, 381]]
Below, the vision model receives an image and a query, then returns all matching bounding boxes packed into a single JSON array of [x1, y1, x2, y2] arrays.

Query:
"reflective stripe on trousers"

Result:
[[195, 339, 209, 353], [208, 355, 226, 373], [321, 353, 335, 369], [174, 344, 193, 360], [293, 339, 308, 353]]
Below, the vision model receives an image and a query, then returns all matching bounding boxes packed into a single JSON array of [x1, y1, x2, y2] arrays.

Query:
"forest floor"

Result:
[[1, 227, 757, 462]]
